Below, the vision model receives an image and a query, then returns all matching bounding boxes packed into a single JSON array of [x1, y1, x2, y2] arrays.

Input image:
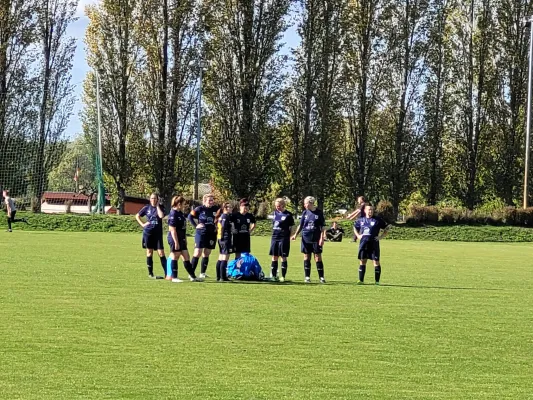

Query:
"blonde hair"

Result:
[[274, 198, 285, 207], [304, 196, 315, 205]]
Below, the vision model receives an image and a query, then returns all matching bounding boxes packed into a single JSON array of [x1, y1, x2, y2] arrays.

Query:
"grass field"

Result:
[[1, 232, 532, 399]]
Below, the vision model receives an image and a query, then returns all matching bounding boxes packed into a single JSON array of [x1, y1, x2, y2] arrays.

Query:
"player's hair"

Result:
[[274, 198, 285, 207], [150, 193, 159, 200], [304, 196, 315, 205], [358, 195, 366, 203], [203, 193, 214, 205], [171, 195, 185, 208], [215, 202, 232, 224]]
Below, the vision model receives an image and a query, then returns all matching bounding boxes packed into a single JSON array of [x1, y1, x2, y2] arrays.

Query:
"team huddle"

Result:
[[135, 193, 391, 284]]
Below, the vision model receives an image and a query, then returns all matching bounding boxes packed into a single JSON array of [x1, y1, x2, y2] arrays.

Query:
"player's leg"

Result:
[[156, 237, 167, 278], [314, 250, 325, 283], [146, 248, 155, 278], [6, 212, 12, 232], [358, 259, 367, 284], [280, 239, 290, 281], [301, 241, 312, 282], [200, 247, 212, 278], [373, 244, 381, 285], [180, 249, 198, 281]]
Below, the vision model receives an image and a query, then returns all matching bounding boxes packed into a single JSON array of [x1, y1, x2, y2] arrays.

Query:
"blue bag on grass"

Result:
[[227, 253, 264, 281]]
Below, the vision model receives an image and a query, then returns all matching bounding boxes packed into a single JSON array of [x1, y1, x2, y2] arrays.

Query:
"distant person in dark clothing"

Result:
[[325, 221, 345, 242], [3, 190, 28, 232]]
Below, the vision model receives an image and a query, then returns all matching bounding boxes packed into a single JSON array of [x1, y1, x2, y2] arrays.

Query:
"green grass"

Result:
[[1, 232, 532, 399]]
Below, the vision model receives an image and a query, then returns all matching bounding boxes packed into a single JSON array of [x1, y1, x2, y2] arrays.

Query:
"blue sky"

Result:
[[65, 0, 299, 138]]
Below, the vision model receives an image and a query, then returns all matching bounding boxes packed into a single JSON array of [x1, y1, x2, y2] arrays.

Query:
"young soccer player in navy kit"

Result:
[[269, 198, 294, 282], [233, 199, 256, 258], [291, 196, 327, 283], [354, 204, 390, 285], [188, 193, 219, 279], [136, 193, 167, 278], [167, 196, 200, 282], [215, 202, 234, 282]]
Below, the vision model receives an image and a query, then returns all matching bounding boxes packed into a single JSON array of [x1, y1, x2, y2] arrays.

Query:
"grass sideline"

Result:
[[2, 211, 533, 242], [0, 232, 532, 399]]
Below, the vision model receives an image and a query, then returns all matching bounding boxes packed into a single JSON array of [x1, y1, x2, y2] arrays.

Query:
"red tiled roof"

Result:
[[43, 192, 110, 201]]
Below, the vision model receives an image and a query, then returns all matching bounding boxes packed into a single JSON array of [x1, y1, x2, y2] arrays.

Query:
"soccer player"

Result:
[[325, 221, 345, 242], [3, 190, 27, 232], [215, 202, 235, 282], [233, 198, 256, 258], [188, 193, 219, 279], [291, 196, 327, 284], [269, 198, 295, 282], [167, 195, 200, 282], [135, 193, 167, 279], [354, 204, 390, 285]]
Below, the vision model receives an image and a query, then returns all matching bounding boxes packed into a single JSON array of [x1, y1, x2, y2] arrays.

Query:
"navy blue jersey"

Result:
[[189, 205, 219, 234], [354, 216, 389, 243], [299, 208, 326, 242], [168, 209, 186, 239], [233, 212, 256, 235], [217, 213, 234, 242], [138, 204, 164, 233], [272, 210, 295, 240]]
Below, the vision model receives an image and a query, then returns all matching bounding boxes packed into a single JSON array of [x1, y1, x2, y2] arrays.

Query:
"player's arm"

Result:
[[136, 207, 149, 228], [170, 225, 180, 251], [319, 226, 326, 246], [376, 221, 391, 241], [291, 214, 305, 240], [249, 215, 256, 234], [188, 208, 202, 229], [347, 209, 361, 221], [5, 198, 12, 215], [354, 220, 363, 240], [156, 203, 165, 219]]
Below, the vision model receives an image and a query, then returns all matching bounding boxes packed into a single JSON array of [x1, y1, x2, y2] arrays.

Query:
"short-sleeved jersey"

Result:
[[4, 196, 16, 211], [299, 208, 326, 243], [354, 216, 389, 243], [168, 209, 187, 239], [233, 212, 255, 235], [217, 213, 234, 241], [190, 205, 219, 234], [138, 204, 164, 233], [271, 210, 295, 240]]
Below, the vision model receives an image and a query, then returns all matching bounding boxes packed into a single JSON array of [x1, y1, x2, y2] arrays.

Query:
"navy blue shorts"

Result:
[[358, 240, 380, 261], [195, 232, 216, 249], [269, 238, 290, 257], [234, 234, 251, 254], [167, 234, 188, 252], [218, 239, 234, 255], [301, 240, 323, 255], [142, 231, 164, 250]]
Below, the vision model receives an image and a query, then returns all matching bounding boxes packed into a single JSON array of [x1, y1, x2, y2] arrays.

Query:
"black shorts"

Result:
[[195, 232, 216, 249], [234, 234, 251, 254], [301, 240, 323, 255], [218, 239, 234, 255], [358, 240, 380, 261], [269, 238, 290, 257], [142, 231, 164, 250], [168, 235, 187, 252]]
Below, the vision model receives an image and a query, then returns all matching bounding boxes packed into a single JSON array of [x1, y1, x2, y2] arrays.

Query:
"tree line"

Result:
[[2, 0, 533, 217]]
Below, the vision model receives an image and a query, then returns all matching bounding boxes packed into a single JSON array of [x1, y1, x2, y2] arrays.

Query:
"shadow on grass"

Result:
[[198, 280, 503, 290]]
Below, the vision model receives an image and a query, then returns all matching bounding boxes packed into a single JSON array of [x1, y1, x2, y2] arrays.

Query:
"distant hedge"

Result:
[[2, 211, 533, 242]]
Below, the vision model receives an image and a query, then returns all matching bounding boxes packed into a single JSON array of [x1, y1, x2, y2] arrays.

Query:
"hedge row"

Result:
[[404, 204, 533, 226], [2, 211, 533, 242]]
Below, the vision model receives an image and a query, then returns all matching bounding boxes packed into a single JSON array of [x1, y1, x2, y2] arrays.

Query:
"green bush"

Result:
[[375, 200, 394, 223]]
